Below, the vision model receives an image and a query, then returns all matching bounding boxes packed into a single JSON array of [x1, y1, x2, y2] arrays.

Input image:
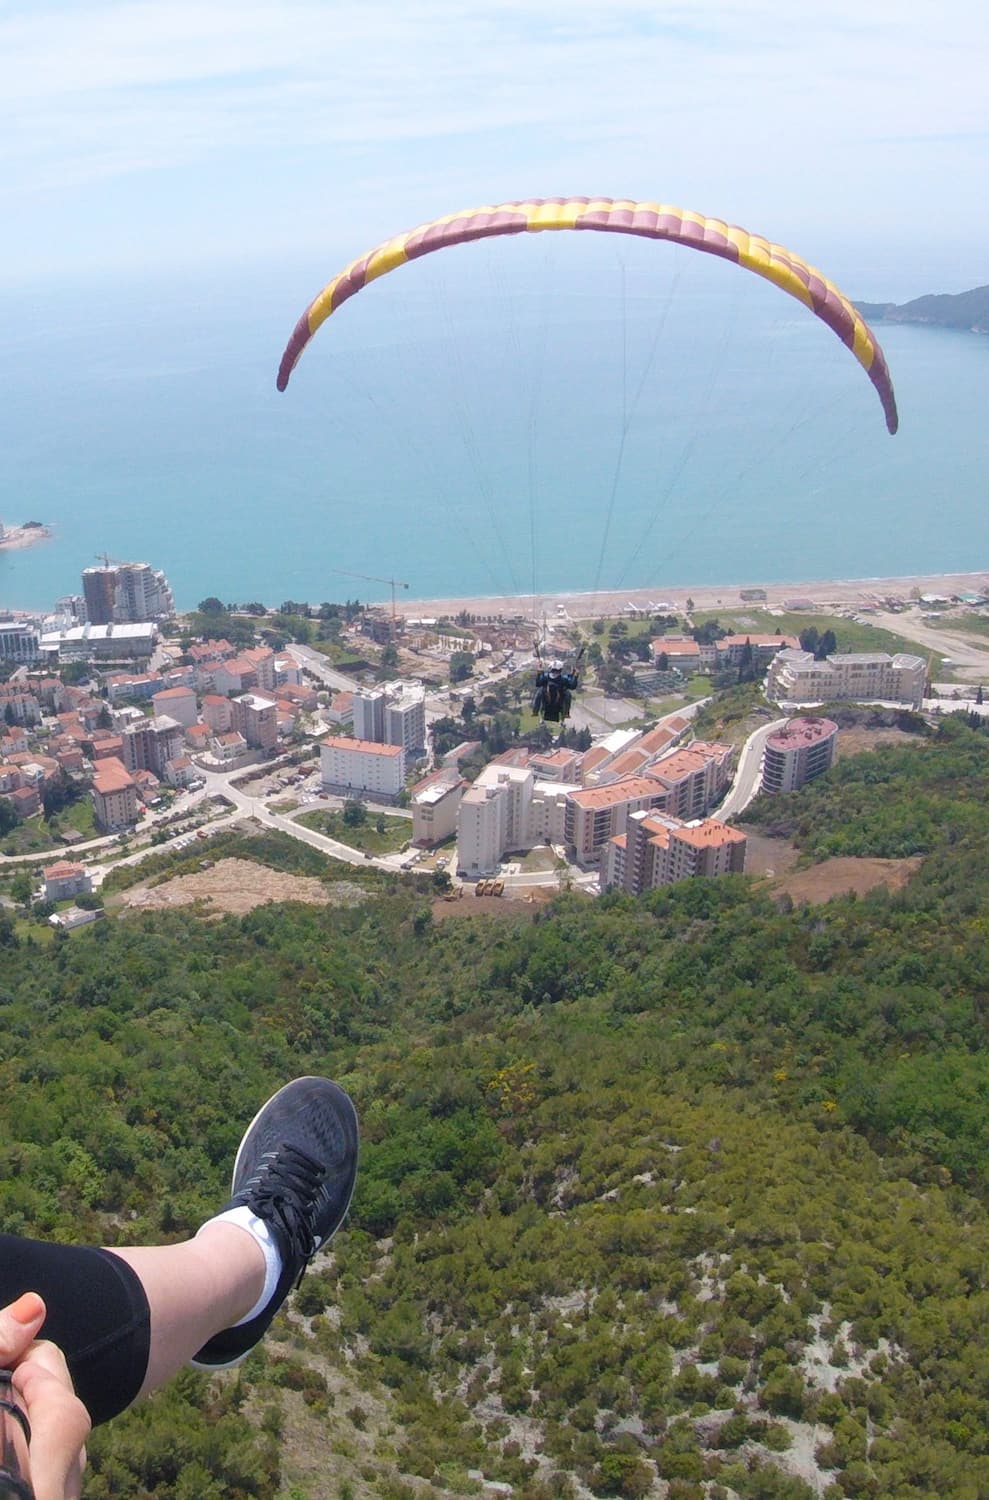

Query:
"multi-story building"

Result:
[[83, 562, 175, 624], [354, 683, 427, 760], [201, 695, 234, 734], [122, 716, 183, 777], [42, 861, 92, 903], [91, 757, 139, 831], [411, 769, 466, 847], [766, 649, 926, 708], [231, 693, 279, 751], [602, 809, 746, 894], [564, 776, 670, 866], [457, 779, 511, 879], [320, 735, 405, 801], [761, 716, 839, 795], [150, 686, 198, 729], [81, 567, 117, 625], [646, 741, 735, 820], [385, 686, 427, 761], [0, 622, 41, 664], [40, 623, 157, 662]]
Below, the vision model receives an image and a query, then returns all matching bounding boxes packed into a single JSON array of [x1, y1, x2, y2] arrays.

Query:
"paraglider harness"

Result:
[[532, 645, 584, 723]]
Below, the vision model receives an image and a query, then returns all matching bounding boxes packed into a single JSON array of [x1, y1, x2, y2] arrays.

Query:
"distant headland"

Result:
[[856, 284, 989, 334]]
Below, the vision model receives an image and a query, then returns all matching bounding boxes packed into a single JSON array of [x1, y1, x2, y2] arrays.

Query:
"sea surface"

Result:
[[1, 237, 987, 613]]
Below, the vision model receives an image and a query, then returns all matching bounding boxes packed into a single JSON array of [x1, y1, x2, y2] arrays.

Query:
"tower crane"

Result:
[[332, 569, 410, 641]]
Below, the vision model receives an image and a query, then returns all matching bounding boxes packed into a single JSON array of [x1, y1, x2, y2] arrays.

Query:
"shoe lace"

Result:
[[249, 1144, 327, 1284]]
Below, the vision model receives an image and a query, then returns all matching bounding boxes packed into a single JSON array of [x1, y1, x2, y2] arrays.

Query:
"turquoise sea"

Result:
[[1, 237, 987, 613]]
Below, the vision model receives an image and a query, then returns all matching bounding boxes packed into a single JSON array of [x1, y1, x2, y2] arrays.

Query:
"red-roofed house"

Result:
[[5, 784, 40, 819], [43, 861, 92, 902], [91, 757, 139, 832]]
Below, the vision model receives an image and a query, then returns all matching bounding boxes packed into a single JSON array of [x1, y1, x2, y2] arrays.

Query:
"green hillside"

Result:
[[3, 718, 989, 1497], [855, 284, 989, 333]]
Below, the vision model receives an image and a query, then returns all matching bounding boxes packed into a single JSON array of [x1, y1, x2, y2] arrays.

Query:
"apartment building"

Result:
[[564, 776, 669, 866], [122, 716, 184, 777], [602, 809, 746, 893], [646, 741, 735, 820], [91, 757, 139, 831], [320, 735, 405, 801], [767, 649, 926, 708], [150, 686, 198, 728], [231, 693, 279, 751], [411, 769, 466, 847], [761, 716, 839, 795]]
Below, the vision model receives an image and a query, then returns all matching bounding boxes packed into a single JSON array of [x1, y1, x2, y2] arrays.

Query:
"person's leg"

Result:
[[0, 1076, 358, 1425], [107, 1223, 265, 1398]]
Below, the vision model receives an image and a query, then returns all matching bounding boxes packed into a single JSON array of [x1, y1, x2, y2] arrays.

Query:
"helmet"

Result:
[[549, 660, 562, 672]]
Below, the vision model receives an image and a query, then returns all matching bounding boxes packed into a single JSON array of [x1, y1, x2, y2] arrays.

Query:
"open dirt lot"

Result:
[[117, 857, 366, 917], [775, 855, 923, 905], [743, 833, 922, 904], [430, 889, 554, 921], [835, 727, 921, 759]]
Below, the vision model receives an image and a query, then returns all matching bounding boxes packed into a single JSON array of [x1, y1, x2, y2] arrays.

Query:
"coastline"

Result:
[[391, 570, 989, 622], [0, 524, 52, 554]]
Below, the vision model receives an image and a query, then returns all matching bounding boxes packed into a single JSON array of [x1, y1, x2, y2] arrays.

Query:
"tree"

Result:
[[0, 799, 18, 837], [3, 703, 14, 727], [799, 626, 820, 655], [198, 597, 225, 614], [450, 651, 475, 684], [379, 644, 399, 671], [817, 628, 837, 659], [342, 799, 367, 827]]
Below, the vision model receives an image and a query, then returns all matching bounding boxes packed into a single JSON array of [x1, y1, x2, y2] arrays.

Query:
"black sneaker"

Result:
[[192, 1076, 359, 1369]]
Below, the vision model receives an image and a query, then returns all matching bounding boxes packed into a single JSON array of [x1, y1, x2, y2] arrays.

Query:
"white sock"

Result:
[[198, 1206, 284, 1327]]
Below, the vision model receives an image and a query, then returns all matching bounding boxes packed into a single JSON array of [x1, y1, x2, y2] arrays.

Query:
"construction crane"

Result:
[[332, 569, 410, 641]]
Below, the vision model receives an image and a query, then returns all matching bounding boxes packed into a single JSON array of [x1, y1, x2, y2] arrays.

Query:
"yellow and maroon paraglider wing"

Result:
[[276, 198, 897, 434]]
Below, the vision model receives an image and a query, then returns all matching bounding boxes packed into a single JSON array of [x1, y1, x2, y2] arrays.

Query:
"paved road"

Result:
[[718, 719, 789, 821]]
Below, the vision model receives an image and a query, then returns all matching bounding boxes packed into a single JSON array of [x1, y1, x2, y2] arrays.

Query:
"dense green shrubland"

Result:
[[3, 722, 989, 1494]]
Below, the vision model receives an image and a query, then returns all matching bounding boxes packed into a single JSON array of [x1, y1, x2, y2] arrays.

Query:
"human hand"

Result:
[[0, 1294, 90, 1500]]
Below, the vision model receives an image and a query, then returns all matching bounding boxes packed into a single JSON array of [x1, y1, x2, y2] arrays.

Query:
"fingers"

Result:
[[13, 1343, 90, 1500], [0, 1291, 47, 1364]]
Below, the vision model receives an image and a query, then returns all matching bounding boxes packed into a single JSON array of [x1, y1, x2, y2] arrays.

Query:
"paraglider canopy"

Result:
[[276, 196, 898, 435]]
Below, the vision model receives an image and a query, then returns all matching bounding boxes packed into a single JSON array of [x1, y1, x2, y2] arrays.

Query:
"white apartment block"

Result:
[[412, 774, 466, 847], [354, 683, 427, 759], [528, 781, 579, 846], [320, 735, 405, 801], [767, 649, 926, 708], [455, 764, 535, 876], [457, 780, 511, 878], [0, 622, 41, 663]]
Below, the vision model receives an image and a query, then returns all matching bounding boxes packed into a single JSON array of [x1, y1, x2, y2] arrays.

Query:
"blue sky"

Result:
[[2, 0, 987, 293]]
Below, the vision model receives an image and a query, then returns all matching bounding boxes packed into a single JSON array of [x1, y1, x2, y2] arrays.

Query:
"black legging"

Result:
[[0, 1235, 150, 1426]]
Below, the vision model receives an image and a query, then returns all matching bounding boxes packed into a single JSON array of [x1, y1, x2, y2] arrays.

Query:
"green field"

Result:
[[295, 806, 411, 854], [691, 606, 929, 660], [928, 611, 989, 639]]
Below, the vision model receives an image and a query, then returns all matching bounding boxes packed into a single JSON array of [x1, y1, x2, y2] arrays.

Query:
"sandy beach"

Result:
[[394, 570, 989, 622]]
